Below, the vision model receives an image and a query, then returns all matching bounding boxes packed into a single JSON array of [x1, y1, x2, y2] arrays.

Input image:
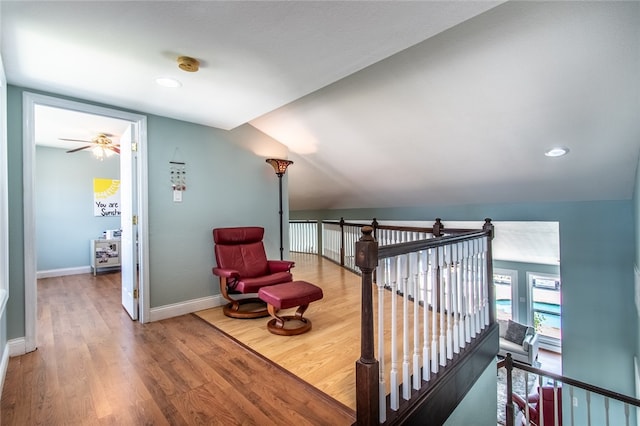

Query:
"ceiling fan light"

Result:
[[92, 145, 112, 160]]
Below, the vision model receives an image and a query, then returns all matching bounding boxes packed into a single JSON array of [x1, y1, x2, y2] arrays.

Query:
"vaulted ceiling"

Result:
[[2, 1, 639, 211]]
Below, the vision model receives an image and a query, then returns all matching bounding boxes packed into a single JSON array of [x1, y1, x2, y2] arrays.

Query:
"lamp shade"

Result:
[[266, 158, 294, 176]]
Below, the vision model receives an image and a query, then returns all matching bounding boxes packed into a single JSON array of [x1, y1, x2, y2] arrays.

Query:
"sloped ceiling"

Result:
[[2, 1, 639, 213]]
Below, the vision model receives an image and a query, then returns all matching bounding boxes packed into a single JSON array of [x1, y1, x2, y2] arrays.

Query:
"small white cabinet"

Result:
[[91, 239, 121, 276]]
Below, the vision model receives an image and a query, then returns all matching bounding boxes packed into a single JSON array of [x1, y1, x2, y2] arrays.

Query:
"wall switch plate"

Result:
[[572, 397, 578, 407], [173, 190, 182, 203]]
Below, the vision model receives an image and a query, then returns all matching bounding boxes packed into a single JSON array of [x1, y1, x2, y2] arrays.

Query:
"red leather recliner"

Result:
[[512, 386, 562, 426], [212, 226, 295, 318]]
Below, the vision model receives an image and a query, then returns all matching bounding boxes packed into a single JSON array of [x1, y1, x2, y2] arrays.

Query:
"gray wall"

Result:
[[7, 85, 290, 338], [36, 146, 120, 271], [292, 200, 637, 401]]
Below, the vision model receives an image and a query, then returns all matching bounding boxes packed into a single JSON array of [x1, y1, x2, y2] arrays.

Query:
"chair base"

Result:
[[266, 315, 312, 336], [222, 298, 270, 319]]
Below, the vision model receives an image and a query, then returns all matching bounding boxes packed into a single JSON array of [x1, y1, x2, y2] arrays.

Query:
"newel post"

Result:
[[483, 218, 496, 324], [505, 353, 515, 426], [355, 226, 380, 425]]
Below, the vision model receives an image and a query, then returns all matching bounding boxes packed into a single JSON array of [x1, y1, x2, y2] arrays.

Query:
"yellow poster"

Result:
[[93, 178, 121, 217]]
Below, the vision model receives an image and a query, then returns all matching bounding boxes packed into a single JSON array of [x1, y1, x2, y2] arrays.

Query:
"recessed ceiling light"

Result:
[[544, 147, 569, 157], [155, 77, 182, 88]]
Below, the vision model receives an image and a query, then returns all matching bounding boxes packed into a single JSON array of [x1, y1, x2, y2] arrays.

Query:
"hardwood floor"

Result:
[[197, 253, 365, 411], [0, 270, 355, 425]]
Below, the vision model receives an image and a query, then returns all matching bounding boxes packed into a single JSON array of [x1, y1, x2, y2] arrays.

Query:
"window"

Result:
[[528, 272, 562, 346], [494, 268, 518, 321]]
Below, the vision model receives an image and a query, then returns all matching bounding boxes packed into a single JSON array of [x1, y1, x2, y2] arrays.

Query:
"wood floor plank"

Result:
[[1, 266, 354, 425]]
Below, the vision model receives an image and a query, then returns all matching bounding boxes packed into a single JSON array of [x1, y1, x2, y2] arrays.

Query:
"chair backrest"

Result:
[[213, 227, 269, 278], [538, 386, 562, 426]]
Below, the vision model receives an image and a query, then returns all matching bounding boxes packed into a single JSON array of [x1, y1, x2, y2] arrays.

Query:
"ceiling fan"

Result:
[[60, 133, 120, 157]]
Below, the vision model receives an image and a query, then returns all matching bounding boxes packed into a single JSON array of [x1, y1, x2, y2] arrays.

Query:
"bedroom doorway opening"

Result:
[[22, 92, 149, 353]]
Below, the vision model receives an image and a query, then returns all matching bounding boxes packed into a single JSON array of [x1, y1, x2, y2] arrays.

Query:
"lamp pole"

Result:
[[266, 159, 293, 260]]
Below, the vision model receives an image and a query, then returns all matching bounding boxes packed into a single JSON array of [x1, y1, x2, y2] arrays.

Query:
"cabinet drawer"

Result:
[[94, 242, 120, 266]]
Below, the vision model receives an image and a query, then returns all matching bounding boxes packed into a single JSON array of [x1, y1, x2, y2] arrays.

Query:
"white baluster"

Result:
[[469, 240, 477, 338], [538, 375, 544, 426], [570, 386, 575, 426], [438, 246, 446, 367], [452, 243, 460, 354], [624, 402, 630, 426], [401, 254, 410, 401], [411, 252, 421, 390], [474, 239, 481, 335], [376, 262, 387, 423], [523, 372, 530, 423], [604, 396, 609, 426], [463, 241, 471, 343], [445, 244, 453, 360], [586, 390, 591, 426], [458, 243, 467, 348], [431, 247, 439, 374], [390, 256, 399, 410], [421, 250, 430, 382], [482, 237, 490, 327]]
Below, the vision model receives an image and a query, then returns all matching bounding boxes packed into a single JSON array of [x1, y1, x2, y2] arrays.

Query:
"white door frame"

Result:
[[22, 92, 149, 353]]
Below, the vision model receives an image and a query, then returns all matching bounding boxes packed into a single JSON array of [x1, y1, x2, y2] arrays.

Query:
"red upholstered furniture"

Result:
[[212, 226, 294, 318], [513, 386, 562, 426], [258, 280, 323, 335]]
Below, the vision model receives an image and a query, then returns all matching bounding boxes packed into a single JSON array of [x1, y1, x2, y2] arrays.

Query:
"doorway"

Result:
[[22, 92, 149, 353]]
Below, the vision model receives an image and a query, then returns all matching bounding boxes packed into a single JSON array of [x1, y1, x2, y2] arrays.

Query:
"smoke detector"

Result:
[[177, 56, 200, 72]]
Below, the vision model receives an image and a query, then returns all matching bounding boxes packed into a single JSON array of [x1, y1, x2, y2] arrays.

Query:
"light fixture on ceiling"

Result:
[[544, 147, 569, 158], [92, 145, 115, 161], [177, 56, 200, 72], [155, 77, 182, 88]]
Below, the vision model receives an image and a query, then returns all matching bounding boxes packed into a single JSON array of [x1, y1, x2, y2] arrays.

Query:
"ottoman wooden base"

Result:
[[258, 281, 324, 336]]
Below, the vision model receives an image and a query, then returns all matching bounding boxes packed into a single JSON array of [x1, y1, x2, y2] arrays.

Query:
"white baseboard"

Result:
[[0, 342, 9, 398], [149, 295, 225, 322], [8, 338, 26, 357], [37, 266, 92, 279]]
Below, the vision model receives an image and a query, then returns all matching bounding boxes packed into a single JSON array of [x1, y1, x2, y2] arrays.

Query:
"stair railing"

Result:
[[355, 219, 496, 425], [498, 353, 640, 426]]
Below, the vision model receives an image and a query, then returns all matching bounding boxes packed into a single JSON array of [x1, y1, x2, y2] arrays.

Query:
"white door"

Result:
[[120, 124, 138, 320]]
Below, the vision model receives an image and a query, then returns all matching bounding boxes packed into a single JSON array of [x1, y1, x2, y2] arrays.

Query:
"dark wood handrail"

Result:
[[322, 219, 484, 236], [378, 230, 490, 259], [500, 354, 640, 408]]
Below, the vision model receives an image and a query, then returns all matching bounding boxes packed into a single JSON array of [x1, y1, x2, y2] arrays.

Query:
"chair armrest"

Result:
[[523, 332, 540, 365], [267, 260, 295, 273], [212, 267, 240, 278], [512, 393, 538, 418]]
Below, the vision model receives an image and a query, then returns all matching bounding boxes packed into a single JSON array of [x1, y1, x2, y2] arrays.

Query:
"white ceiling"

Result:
[[2, 1, 640, 212]]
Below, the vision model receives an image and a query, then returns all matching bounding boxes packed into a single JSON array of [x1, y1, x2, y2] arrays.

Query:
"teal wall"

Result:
[[634, 147, 640, 398], [36, 146, 120, 270], [7, 86, 25, 341], [443, 363, 497, 426], [493, 260, 560, 325], [292, 200, 637, 399], [7, 85, 289, 338]]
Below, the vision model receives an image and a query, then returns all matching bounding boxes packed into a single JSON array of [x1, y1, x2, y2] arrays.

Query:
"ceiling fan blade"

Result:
[[66, 145, 92, 153], [59, 138, 92, 143], [109, 146, 121, 154]]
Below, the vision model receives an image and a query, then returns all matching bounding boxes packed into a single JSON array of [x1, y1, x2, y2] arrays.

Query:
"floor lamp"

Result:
[[266, 158, 293, 260]]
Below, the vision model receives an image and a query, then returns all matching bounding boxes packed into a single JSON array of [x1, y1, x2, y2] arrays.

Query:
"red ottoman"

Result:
[[258, 280, 324, 336]]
